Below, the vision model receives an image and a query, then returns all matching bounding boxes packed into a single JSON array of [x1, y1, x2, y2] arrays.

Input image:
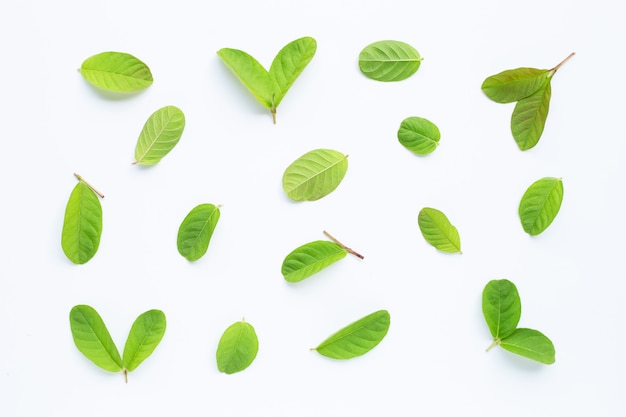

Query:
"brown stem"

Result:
[[323, 231, 364, 259], [550, 52, 575, 74], [73, 173, 104, 198], [123, 369, 128, 384]]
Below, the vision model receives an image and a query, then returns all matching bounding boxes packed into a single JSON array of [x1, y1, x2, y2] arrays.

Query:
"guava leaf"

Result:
[[417, 207, 462, 253], [269, 36, 317, 107], [481, 68, 550, 103], [281, 240, 347, 283], [134, 106, 185, 165], [518, 177, 564, 235], [397, 116, 440, 155], [69, 305, 122, 372], [358, 40, 422, 82], [79, 51, 153, 92], [177, 204, 221, 262], [216, 320, 259, 374], [482, 279, 521, 340], [216, 48, 274, 108], [122, 310, 166, 373], [282, 149, 348, 201], [511, 81, 552, 151], [500, 328, 555, 364], [61, 182, 103, 264]]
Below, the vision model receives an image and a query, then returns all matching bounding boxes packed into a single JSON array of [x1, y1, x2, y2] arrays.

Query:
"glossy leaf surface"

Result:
[[397, 116, 440, 155], [61, 182, 103, 264], [122, 310, 166, 372], [79, 51, 153, 92], [511, 81, 551, 151], [500, 328, 555, 364], [358, 40, 422, 82], [134, 106, 185, 165], [69, 305, 122, 372], [282, 240, 347, 283], [481, 68, 550, 103], [177, 204, 221, 262], [482, 279, 521, 340], [519, 177, 564, 235], [216, 321, 259, 374], [417, 207, 461, 253], [282, 149, 348, 201]]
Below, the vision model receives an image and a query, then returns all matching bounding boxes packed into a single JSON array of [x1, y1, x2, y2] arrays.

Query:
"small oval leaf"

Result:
[[511, 81, 551, 151], [397, 116, 440, 155], [79, 51, 153, 92], [282, 240, 347, 283], [216, 321, 259, 374], [282, 149, 348, 202], [417, 207, 461, 253], [134, 106, 185, 165], [61, 182, 103, 264], [177, 204, 221, 262], [500, 328, 555, 364], [519, 177, 564, 235], [482, 279, 521, 340], [359, 40, 422, 82], [122, 310, 166, 373], [481, 68, 550, 103], [69, 305, 122, 373], [314, 310, 390, 360]]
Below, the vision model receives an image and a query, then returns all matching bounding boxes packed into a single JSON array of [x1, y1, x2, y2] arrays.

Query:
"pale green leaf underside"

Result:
[[417, 207, 461, 253], [282, 149, 348, 201], [61, 182, 102, 264], [500, 328, 555, 364], [177, 204, 220, 262], [134, 106, 185, 165], [269, 36, 317, 107], [315, 310, 390, 360], [70, 305, 122, 372], [481, 68, 550, 103], [519, 177, 563, 236], [80, 51, 153, 92], [282, 240, 347, 282], [122, 310, 166, 372], [358, 40, 421, 82], [216, 321, 259, 374], [482, 279, 521, 340], [397, 116, 440, 155], [511, 81, 551, 151]]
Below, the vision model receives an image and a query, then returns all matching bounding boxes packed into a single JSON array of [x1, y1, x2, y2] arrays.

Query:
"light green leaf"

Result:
[[511, 81, 551, 151], [314, 310, 390, 360], [177, 204, 221, 262], [122, 310, 166, 373], [269, 36, 317, 108], [61, 181, 103, 264], [282, 149, 348, 202], [69, 305, 122, 372], [500, 328, 555, 364], [79, 51, 153, 92], [216, 48, 275, 108], [216, 320, 259, 374], [417, 207, 462, 253], [397, 116, 440, 155], [482, 279, 521, 340], [133, 106, 185, 165], [282, 240, 347, 283], [519, 177, 564, 236], [481, 68, 550, 103], [358, 40, 422, 82]]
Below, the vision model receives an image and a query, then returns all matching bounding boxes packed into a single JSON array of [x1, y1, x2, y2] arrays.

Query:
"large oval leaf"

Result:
[[122, 310, 166, 373], [518, 177, 564, 236], [282, 149, 348, 201], [61, 182, 103, 264], [269, 36, 317, 108], [397, 116, 440, 155], [216, 320, 259, 374], [511, 81, 551, 151], [500, 328, 555, 364], [282, 240, 347, 283], [482, 279, 521, 340], [417, 207, 462, 253], [358, 40, 422, 82], [177, 204, 221, 262], [481, 68, 550, 103], [314, 310, 390, 360], [133, 106, 185, 165], [69, 305, 122, 373], [79, 51, 153, 92]]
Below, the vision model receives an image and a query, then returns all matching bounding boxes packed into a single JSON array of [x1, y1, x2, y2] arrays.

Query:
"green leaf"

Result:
[[282, 149, 348, 201], [61, 181, 103, 264], [397, 116, 440, 155], [358, 40, 422, 82], [482, 279, 521, 340], [519, 177, 564, 236], [282, 240, 347, 283], [79, 51, 153, 92], [511, 81, 551, 151], [417, 207, 462, 253], [500, 328, 555, 364], [216, 320, 259, 374], [133, 106, 185, 165], [122, 310, 166, 373], [177, 204, 221, 262], [269, 36, 317, 108], [481, 68, 550, 103], [216, 48, 275, 108], [69, 305, 122, 372], [314, 310, 390, 360]]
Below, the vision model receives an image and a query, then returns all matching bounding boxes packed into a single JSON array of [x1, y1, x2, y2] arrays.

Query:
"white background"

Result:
[[1, 0, 625, 415]]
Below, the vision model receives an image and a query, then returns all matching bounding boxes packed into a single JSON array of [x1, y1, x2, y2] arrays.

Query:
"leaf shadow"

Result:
[[499, 349, 548, 372], [216, 65, 270, 118]]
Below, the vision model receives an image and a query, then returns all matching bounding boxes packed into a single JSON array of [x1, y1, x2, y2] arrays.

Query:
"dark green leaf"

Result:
[[69, 305, 122, 372], [482, 279, 521, 340], [216, 320, 259, 374], [500, 328, 555, 364]]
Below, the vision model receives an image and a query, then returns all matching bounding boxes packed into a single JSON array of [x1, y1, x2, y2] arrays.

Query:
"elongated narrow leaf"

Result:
[[397, 116, 440, 155], [282, 149, 348, 201], [134, 106, 185, 165], [314, 310, 390, 360], [511, 81, 551, 150], [122, 310, 166, 373], [500, 328, 555, 364], [61, 182, 103, 264], [482, 279, 521, 340], [177, 204, 220, 262], [79, 51, 153, 92], [216, 321, 259, 374], [417, 207, 461, 253], [358, 40, 422, 82], [519, 177, 564, 236], [282, 240, 347, 282], [481, 68, 550, 103], [269, 36, 317, 107], [216, 48, 274, 108], [69, 305, 122, 372]]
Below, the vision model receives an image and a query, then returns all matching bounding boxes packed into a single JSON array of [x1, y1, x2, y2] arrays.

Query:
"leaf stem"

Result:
[[550, 52, 575, 74], [73, 173, 104, 198], [271, 94, 277, 124], [486, 338, 501, 352], [123, 369, 128, 384], [323, 231, 364, 259]]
